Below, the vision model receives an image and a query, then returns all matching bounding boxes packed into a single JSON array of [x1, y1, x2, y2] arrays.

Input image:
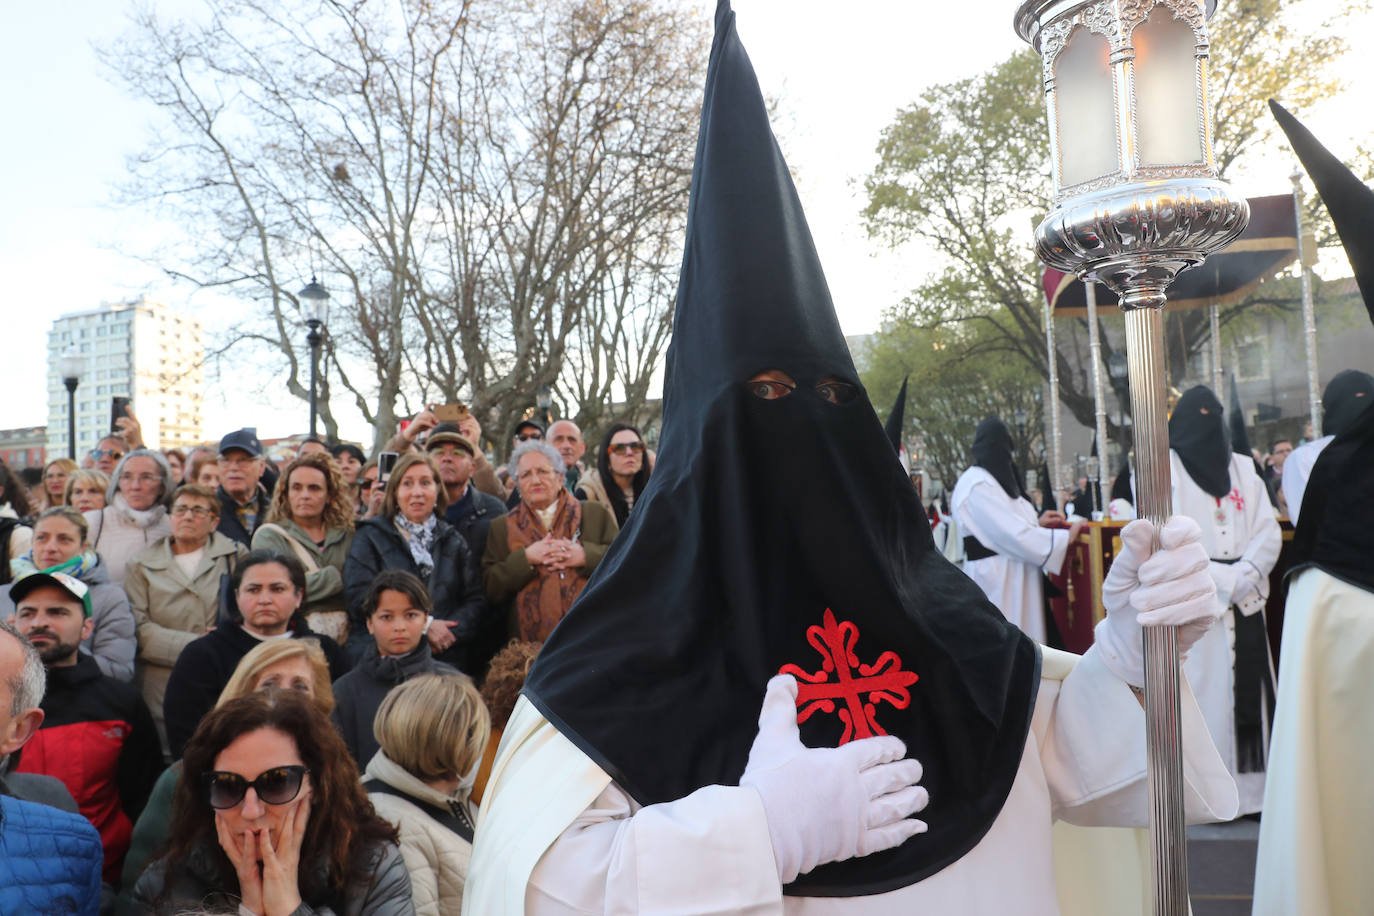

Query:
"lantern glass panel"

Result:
[[1134, 5, 1203, 166], [1054, 27, 1117, 188]]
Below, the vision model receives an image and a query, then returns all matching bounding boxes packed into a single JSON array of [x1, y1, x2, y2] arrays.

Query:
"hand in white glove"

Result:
[[740, 674, 928, 884], [1096, 517, 1218, 688]]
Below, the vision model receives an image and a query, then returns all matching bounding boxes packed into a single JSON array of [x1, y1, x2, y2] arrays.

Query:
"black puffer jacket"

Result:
[[342, 516, 487, 674]]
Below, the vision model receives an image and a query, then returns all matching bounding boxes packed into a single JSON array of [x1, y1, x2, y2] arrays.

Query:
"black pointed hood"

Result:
[[971, 416, 1025, 500], [521, 1, 1038, 897], [1169, 386, 1232, 499], [1270, 100, 1374, 326], [885, 376, 909, 453], [1322, 369, 1374, 437]]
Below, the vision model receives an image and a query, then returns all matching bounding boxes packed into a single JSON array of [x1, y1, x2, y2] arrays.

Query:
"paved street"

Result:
[[1188, 819, 1259, 916]]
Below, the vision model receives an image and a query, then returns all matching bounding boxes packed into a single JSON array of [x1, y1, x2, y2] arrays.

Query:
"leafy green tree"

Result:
[[860, 0, 1359, 450]]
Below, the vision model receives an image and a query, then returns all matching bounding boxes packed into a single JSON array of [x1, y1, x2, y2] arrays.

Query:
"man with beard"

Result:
[[7, 572, 161, 886], [1281, 369, 1374, 523], [1167, 386, 1282, 819], [463, 4, 1236, 912], [952, 418, 1084, 643]]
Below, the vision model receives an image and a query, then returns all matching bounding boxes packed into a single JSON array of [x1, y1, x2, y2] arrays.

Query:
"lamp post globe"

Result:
[[58, 345, 85, 459], [299, 277, 331, 438]]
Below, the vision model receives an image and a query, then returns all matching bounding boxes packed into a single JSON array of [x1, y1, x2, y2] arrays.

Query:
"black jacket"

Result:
[[163, 620, 348, 758], [443, 485, 507, 563], [214, 484, 271, 546], [330, 642, 459, 767], [343, 516, 487, 674]]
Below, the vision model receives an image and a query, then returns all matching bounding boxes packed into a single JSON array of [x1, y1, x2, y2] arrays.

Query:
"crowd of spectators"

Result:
[[0, 406, 651, 913]]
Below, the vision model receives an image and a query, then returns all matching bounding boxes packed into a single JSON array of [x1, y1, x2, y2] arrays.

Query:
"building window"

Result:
[[1235, 336, 1269, 382]]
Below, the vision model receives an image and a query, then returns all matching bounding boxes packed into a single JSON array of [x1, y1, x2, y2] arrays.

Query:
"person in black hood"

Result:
[[331, 570, 460, 767], [952, 417, 1083, 645], [1282, 368, 1374, 521], [1254, 99, 1374, 913], [464, 3, 1232, 912], [1168, 384, 1282, 818]]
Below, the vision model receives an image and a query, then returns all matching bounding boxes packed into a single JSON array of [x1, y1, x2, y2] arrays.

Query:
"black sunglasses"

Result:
[[203, 765, 309, 809]]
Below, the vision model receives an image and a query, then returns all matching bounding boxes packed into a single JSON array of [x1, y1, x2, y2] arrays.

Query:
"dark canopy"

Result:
[[521, 0, 1038, 897]]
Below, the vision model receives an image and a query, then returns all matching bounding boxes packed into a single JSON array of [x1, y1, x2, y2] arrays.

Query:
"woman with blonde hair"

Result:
[[40, 457, 80, 510], [253, 450, 356, 642], [64, 469, 110, 514], [119, 637, 338, 902], [364, 672, 490, 915]]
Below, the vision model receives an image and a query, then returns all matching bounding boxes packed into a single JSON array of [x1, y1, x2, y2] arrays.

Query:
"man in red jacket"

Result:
[[7, 571, 162, 885]]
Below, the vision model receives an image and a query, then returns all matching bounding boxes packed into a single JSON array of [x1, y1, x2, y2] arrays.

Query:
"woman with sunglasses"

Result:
[[119, 638, 338, 904], [130, 689, 412, 915], [587, 424, 652, 529]]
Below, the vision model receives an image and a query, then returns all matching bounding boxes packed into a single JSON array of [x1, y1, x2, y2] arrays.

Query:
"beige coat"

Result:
[[366, 751, 476, 916], [124, 532, 248, 747]]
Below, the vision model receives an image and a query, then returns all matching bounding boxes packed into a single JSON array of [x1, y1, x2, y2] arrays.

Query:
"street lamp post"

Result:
[[536, 385, 554, 427], [58, 345, 85, 460], [299, 277, 331, 438], [1015, 0, 1250, 909]]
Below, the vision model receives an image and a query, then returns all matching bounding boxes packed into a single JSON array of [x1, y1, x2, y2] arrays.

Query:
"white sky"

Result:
[[1, 0, 1369, 443]]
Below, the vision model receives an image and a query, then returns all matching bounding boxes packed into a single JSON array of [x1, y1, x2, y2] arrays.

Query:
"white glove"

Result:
[[740, 674, 928, 884], [1095, 517, 1219, 688]]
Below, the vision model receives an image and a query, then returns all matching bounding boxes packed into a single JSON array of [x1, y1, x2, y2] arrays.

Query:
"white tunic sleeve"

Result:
[[959, 478, 1069, 576], [1232, 461, 1282, 612], [1280, 436, 1331, 524], [527, 782, 782, 915]]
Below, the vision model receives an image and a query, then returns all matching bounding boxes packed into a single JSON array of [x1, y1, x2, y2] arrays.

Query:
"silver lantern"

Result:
[[1014, 1, 1250, 912]]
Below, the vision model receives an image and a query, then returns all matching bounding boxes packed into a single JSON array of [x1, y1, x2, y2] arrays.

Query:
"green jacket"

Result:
[[251, 519, 354, 615]]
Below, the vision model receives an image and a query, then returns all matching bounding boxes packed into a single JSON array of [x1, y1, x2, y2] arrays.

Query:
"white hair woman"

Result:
[[83, 449, 175, 589], [481, 440, 618, 642]]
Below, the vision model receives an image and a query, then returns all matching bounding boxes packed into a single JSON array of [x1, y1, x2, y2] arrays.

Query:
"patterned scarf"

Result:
[[394, 514, 438, 577], [506, 489, 585, 641], [10, 550, 100, 583]]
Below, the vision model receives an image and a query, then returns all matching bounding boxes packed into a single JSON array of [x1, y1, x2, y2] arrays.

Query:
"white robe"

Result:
[[950, 467, 1070, 644], [463, 647, 1237, 916], [1279, 435, 1332, 524], [1171, 450, 1282, 816], [1252, 568, 1374, 915]]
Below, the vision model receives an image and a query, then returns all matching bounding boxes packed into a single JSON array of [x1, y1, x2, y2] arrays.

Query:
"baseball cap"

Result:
[[10, 571, 93, 619], [330, 443, 366, 464], [426, 423, 477, 456], [218, 429, 264, 458], [512, 419, 544, 440]]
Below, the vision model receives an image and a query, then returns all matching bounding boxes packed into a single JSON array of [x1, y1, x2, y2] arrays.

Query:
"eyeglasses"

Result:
[[609, 442, 646, 455], [359, 480, 376, 491], [517, 467, 560, 482], [170, 505, 214, 518], [43, 471, 69, 481], [90, 449, 123, 460], [119, 473, 161, 486], [517, 432, 543, 442], [203, 765, 309, 809]]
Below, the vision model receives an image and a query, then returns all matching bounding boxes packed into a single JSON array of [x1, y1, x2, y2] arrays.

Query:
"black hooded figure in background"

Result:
[[949, 418, 1082, 646], [1253, 100, 1374, 915], [463, 4, 1235, 913], [1166, 385, 1283, 818], [1281, 367, 1374, 523]]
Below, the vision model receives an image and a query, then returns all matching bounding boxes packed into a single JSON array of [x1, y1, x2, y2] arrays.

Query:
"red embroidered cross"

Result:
[[1227, 488, 1245, 512], [779, 609, 919, 745]]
